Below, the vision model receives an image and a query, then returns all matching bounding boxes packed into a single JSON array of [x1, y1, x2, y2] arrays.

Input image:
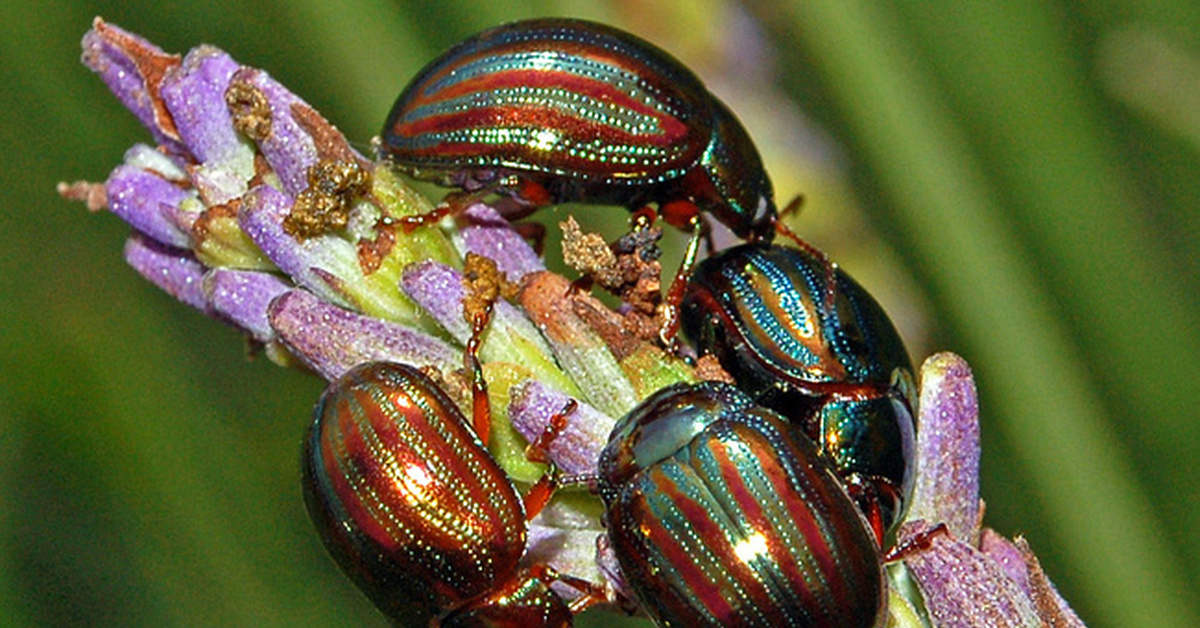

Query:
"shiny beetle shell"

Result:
[[597, 381, 885, 628], [302, 362, 570, 627], [380, 18, 776, 240], [681, 243, 917, 533]]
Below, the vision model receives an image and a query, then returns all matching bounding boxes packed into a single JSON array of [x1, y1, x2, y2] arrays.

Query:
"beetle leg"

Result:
[[629, 205, 657, 231], [883, 522, 950, 563], [843, 474, 887, 547], [657, 217, 705, 351], [773, 218, 839, 316], [520, 399, 576, 521], [511, 220, 548, 255], [658, 198, 700, 233], [525, 399, 578, 464], [527, 564, 612, 615], [521, 398, 597, 519], [510, 177, 554, 209], [465, 306, 494, 445], [781, 194, 806, 219], [845, 473, 905, 548], [461, 252, 517, 446], [400, 188, 485, 232], [521, 464, 560, 521]]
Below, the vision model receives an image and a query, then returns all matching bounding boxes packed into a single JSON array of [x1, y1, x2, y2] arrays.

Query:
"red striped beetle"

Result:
[[681, 243, 917, 541], [597, 381, 885, 627], [379, 18, 778, 243]]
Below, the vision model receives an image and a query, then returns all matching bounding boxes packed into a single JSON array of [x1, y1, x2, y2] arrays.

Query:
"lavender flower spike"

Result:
[[69, 19, 469, 366], [68, 20, 1091, 628]]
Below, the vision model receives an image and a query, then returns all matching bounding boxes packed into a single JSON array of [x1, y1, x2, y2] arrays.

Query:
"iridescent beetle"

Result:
[[681, 243, 917, 541], [379, 18, 777, 243], [597, 381, 885, 627], [302, 359, 600, 627]]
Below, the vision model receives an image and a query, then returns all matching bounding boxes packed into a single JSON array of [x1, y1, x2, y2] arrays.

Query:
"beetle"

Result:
[[680, 243, 917, 541], [597, 381, 885, 627], [379, 18, 777, 242], [302, 359, 599, 627]]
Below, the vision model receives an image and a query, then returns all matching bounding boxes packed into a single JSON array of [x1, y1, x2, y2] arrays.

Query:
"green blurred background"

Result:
[[2, 1, 1197, 626]]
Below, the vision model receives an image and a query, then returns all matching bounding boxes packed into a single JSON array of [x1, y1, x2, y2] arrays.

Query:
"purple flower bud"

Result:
[[507, 379, 615, 476], [899, 522, 1042, 628], [898, 354, 1089, 627], [909, 352, 982, 542], [458, 203, 545, 282], [123, 233, 208, 311], [227, 66, 353, 196], [267, 289, 457, 380], [106, 163, 194, 249], [398, 260, 474, 342], [980, 529, 1032, 594], [81, 18, 185, 154], [204, 269, 290, 342], [160, 46, 255, 204], [238, 184, 358, 308]]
